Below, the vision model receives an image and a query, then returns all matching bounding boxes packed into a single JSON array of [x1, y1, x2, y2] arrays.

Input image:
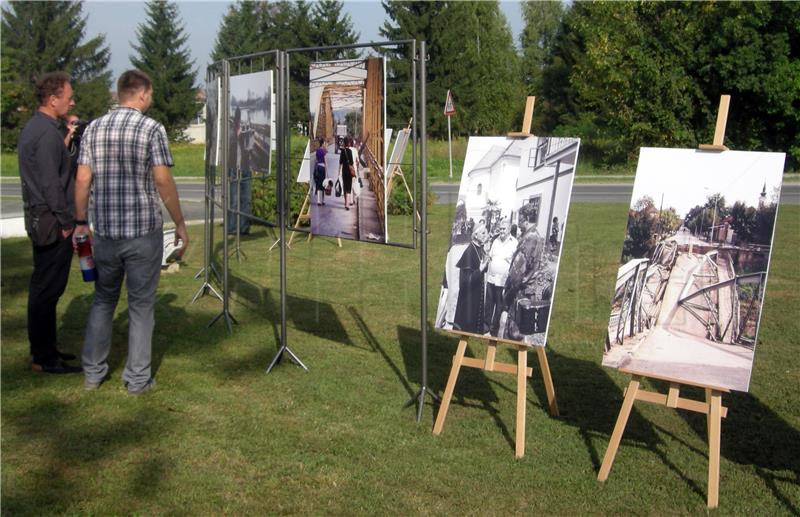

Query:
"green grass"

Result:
[[2, 203, 798, 514]]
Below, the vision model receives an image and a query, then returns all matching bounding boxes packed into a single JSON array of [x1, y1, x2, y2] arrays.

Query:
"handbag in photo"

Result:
[[335, 179, 342, 197]]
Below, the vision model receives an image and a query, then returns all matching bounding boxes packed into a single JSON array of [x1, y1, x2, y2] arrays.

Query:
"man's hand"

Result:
[[71, 224, 92, 250], [61, 227, 74, 239], [173, 221, 189, 258]]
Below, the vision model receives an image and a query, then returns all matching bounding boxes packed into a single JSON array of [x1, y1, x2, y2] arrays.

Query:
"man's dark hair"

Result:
[[518, 202, 538, 224], [35, 72, 71, 106], [117, 70, 152, 101]]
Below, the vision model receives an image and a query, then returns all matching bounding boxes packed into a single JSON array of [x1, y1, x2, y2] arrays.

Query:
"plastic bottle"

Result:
[[75, 234, 97, 282]]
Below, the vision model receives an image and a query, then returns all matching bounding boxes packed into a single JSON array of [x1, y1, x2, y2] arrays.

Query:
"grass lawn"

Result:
[[1, 203, 798, 514]]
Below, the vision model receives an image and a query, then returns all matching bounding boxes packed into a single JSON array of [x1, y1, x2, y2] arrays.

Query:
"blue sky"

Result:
[[83, 0, 525, 84]]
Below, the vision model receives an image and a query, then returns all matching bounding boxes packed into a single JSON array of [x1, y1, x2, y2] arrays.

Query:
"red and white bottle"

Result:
[[75, 234, 97, 282]]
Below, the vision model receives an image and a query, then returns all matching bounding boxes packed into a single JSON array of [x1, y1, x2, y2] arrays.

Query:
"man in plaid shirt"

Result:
[[74, 69, 189, 395]]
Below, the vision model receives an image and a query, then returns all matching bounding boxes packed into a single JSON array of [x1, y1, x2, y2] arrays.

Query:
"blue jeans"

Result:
[[228, 168, 252, 233], [82, 230, 163, 390]]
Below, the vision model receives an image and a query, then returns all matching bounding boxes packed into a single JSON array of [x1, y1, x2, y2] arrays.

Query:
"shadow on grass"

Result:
[[1, 399, 164, 515], [547, 349, 729, 502], [398, 326, 516, 447], [672, 388, 800, 514]]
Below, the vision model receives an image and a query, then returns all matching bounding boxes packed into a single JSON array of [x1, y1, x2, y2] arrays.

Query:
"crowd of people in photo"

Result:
[[437, 201, 562, 343]]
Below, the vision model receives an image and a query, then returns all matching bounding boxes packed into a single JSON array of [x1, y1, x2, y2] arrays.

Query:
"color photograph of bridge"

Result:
[[603, 148, 786, 392]]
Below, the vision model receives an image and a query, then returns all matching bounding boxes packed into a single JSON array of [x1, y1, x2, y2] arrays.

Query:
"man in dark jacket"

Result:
[[18, 71, 81, 373]]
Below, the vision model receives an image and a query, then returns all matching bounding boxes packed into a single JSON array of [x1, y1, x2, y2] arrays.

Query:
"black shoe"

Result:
[[57, 350, 77, 361], [32, 360, 82, 374]]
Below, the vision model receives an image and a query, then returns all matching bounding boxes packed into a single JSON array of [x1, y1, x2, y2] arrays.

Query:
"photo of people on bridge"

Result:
[[603, 148, 786, 392], [435, 136, 580, 347], [308, 57, 387, 243]]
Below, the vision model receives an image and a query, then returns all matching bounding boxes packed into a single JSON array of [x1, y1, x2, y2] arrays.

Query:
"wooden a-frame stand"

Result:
[[597, 95, 733, 509], [433, 97, 559, 459], [285, 185, 342, 249], [433, 331, 559, 458], [385, 119, 420, 222]]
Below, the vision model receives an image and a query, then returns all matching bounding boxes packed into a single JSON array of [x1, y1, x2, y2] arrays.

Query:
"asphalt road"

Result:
[[2, 181, 799, 222]]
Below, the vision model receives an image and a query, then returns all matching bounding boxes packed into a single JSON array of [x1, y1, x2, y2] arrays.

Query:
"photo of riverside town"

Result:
[[604, 148, 786, 392], [435, 136, 579, 347]]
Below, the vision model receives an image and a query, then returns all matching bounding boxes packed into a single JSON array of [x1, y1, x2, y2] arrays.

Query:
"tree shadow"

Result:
[[1, 398, 165, 515], [675, 387, 800, 514]]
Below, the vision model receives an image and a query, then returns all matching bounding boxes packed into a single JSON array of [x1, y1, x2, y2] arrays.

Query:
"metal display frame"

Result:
[[192, 63, 223, 304], [198, 41, 434, 421]]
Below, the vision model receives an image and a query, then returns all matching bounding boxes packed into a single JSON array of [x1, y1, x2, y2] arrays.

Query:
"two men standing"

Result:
[[18, 69, 188, 393]]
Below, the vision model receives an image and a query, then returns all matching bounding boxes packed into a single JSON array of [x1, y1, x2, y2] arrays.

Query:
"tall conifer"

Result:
[[1, 1, 111, 148], [130, 0, 197, 141]]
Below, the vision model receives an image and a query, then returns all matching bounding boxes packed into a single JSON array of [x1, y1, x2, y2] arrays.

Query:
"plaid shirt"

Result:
[[78, 107, 174, 240]]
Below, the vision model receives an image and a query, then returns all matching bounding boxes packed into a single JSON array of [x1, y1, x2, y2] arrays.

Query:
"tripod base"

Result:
[[208, 309, 237, 334], [404, 385, 440, 423], [191, 281, 223, 304], [266, 344, 308, 373]]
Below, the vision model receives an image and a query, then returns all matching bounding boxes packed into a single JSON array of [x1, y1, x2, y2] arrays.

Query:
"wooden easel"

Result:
[[433, 330, 559, 458], [433, 97, 560, 459], [597, 95, 732, 509], [385, 119, 420, 221], [285, 182, 342, 249]]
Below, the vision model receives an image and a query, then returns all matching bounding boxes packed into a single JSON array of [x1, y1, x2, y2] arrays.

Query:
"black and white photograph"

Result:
[[227, 70, 273, 233], [229, 70, 272, 175], [603, 148, 786, 392], [435, 136, 580, 346], [308, 57, 387, 243]]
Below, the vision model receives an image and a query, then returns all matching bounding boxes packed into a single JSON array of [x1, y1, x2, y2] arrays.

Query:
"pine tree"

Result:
[[211, 1, 265, 62], [1, 1, 111, 149], [310, 0, 359, 59], [130, 0, 198, 141]]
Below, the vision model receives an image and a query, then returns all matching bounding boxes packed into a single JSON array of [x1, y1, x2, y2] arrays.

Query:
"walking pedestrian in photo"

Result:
[[338, 136, 355, 211], [314, 138, 327, 206], [74, 69, 188, 394]]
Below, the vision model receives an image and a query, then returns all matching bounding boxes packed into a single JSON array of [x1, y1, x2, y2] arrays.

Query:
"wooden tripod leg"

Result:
[[535, 346, 559, 416], [707, 390, 723, 509], [289, 188, 311, 248], [515, 347, 528, 458], [598, 376, 641, 481], [433, 339, 468, 435]]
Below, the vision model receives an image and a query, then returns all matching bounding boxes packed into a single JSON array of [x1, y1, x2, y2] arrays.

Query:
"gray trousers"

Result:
[[82, 230, 163, 390]]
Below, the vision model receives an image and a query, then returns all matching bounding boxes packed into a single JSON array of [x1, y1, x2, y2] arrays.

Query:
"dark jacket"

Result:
[[18, 112, 74, 245]]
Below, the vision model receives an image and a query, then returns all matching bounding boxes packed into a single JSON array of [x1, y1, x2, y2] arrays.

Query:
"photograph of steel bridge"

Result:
[[603, 148, 786, 392]]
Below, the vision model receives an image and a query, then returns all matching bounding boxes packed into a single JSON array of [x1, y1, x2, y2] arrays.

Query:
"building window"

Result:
[[535, 138, 549, 167], [527, 196, 541, 225], [476, 183, 482, 196]]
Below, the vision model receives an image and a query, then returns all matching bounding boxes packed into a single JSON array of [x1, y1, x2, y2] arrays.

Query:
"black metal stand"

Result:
[[266, 49, 306, 373], [404, 41, 438, 422], [209, 60, 236, 333]]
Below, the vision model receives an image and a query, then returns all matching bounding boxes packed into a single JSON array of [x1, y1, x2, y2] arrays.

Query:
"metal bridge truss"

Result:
[[678, 253, 765, 348]]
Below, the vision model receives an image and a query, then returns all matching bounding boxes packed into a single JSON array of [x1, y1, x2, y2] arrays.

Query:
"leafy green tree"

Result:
[[539, 1, 799, 168], [130, 0, 198, 141], [520, 1, 563, 98], [1, 1, 111, 149], [381, 0, 523, 138]]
